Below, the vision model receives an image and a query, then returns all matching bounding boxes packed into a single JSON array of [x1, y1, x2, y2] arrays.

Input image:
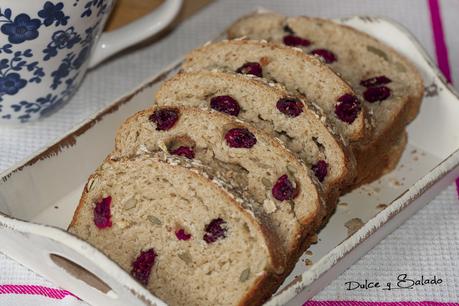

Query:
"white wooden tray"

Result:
[[1, 16, 459, 306]]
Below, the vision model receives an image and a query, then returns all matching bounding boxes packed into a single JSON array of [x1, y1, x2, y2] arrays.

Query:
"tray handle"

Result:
[[49, 253, 113, 296], [0, 220, 166, 306]]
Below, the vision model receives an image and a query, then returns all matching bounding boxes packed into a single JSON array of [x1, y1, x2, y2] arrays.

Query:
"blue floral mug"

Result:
[[0, 0, 182, 124]]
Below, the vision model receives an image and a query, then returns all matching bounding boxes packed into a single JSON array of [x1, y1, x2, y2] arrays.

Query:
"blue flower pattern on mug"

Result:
[[43, 27, 81, 61], [0, 73, 26, 95], [1, 13, 41, 44], [0, 0, 109, 122], [11, 73, 80, 123], [0, 2, 69, 45], [81, 0, 109, 18], [0, 49, 44, 101], [0, 43, 12, 54], [37, 2, 69, 26], [49, 21, 99, 89]]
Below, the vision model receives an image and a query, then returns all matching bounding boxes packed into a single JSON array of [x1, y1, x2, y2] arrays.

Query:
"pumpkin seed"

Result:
[[157, 140, 168, 153], [285, 166, 297, 191], [394, 61, 406, 72], [239, 268, 250, 282], [286, 164, 296, 175], [261, 177, 271, 188], [263, 198, 277, 214], [366, 45, 388, 61], [123, 197, 137, 210], [258, 163, 270, 169], [86, 177, 97, 192], [178, 251, 192, 264], [287, 199, 296, 213], [147, 215, 162, 225]]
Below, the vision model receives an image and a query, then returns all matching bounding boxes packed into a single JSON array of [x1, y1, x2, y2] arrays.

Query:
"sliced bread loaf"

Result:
[[227, 12, 424, 187], [69, 154, 284, 306], [181, 39, 368, 145], [155, 70, 355, 200], [113, 105, 325, 261]]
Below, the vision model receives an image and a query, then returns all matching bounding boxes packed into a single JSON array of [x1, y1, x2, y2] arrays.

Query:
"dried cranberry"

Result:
[[175, 229, 192, 241], [149, 108, 179, 131], [225, 128, 257, 148], [93, 196, 112, 229], [171, 146, 194, 159], [236, 62, 262, 77], [312, 160, 328, 182], [335, 94, 361, 124], [210, 95, 240, 116], [363, 86, 391, 103], [360, 76, 392, 87], [131, 248, 157, 285], [310, 49, 337, 63], [276, 98, 304, 117], [272, 175, 299, 201], [283, 35, 311, 47], [203, 218, 227, 243]]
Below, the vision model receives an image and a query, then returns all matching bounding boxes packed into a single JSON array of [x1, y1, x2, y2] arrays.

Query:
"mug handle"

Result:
[[88, 0, 183, 68]]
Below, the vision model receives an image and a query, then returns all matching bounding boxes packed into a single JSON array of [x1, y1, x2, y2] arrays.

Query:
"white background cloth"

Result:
[[1, 0, 459, 304]]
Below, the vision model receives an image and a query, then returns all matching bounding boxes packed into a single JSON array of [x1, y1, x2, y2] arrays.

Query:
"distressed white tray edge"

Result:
[[271, 150, 459, 305]]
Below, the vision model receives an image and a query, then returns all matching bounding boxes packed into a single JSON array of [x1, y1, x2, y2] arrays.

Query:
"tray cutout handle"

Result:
[[50, 253, 115, 297]]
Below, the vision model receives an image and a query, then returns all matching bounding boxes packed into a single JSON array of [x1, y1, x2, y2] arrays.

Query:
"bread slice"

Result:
[[227, 12, 424, 187], [155, 70, 355, 202], [182, 39, 368, 145], [69, 154, 284, 306], [113, 105, 325, 261]]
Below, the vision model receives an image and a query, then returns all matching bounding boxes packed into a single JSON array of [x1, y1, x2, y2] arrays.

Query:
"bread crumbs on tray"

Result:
[[304, 259, 313, 267], [376, 203, 388, 210], [278, 275, 303, 294], [310, 233, 318, 244], [345, 218, 364, 236], [388, 177, 402, 187]]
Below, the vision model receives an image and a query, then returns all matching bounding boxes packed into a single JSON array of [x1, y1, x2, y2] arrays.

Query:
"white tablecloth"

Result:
[[1, 0, 458, 305]]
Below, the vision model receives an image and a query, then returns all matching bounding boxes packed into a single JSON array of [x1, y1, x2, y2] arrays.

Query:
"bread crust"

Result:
[[350, 130, 408, 190]]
